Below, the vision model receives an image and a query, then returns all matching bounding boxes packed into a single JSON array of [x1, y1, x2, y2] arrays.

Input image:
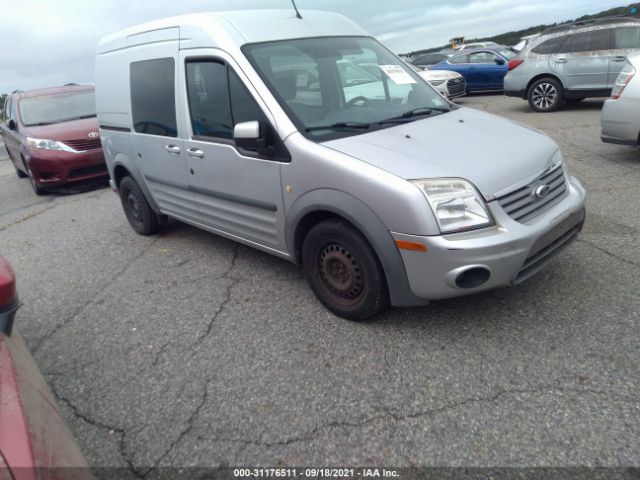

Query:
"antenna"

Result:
[[291, 0, 302, 19]]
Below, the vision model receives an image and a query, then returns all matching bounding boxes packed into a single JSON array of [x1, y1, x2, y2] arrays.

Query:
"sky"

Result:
[[0, 0, 628, 93]]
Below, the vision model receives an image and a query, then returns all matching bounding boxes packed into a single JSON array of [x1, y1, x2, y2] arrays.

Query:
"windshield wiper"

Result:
[[378, 106, 450, 124], [305, 122, 371, 132]]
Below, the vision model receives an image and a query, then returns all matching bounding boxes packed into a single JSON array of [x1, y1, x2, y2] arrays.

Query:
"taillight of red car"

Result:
[[508, 59, 524, 71]]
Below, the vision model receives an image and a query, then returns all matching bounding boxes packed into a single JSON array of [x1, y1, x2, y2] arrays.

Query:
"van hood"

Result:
[[22, 117, 100, 143], [322, 107, 560, 199]]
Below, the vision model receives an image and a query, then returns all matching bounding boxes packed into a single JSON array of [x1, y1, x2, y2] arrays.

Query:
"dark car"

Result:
[[411, 52, 450, 69], [0, 257, 92, 478], [430, 47, 517, 92], [1, 84, 108, 195]]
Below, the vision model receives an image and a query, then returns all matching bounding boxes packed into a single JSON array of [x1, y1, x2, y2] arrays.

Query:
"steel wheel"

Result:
[[302, 218, 389, 321], [319, 243, 364, 302]]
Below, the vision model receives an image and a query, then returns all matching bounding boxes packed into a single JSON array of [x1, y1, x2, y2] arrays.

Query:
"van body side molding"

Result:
[[144, 175, 278, 212]]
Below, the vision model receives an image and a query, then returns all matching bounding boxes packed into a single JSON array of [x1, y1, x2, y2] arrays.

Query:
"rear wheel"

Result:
[[119, 176, 163, 236], [528, 77, 564, 112], [302, 219, 389, 321]]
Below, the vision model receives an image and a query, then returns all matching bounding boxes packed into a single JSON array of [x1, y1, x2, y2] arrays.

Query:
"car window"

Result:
[[531, 36, 567, 55], [130, 58, 177, 138], [3, 97, 11, 123], [615, 26, 640, 49], [469, 51, 496, 63], [228, 70, 270, 152], [415, 54, 444, 65], [243, 36, 450, 142], [19, 90, 95, 127], [558, 29, 612, 53], [186, 61, 233, 139], [449, 53, 470, 64]]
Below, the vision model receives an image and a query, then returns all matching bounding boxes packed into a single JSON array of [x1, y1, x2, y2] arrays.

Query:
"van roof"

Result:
[[97, 9, 367, 53]]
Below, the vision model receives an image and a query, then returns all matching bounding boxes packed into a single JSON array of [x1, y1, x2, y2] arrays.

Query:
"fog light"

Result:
[[455, 267, 491, 289]]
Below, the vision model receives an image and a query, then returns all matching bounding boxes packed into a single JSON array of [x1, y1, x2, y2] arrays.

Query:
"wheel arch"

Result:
[[111, 156, 162, 214], [526, 73, 564, 96], [286, 189, 428, 307]]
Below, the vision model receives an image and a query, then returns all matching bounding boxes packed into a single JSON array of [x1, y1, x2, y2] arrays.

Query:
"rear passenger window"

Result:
[[469, 51, 496, 63], [531, 36, 566, 55], [130, 58, 177, 137], [186, 61, 233, 139], [615, 27, 640, 49], [449, 54, 469, 64], [559, 30, 612, 53]]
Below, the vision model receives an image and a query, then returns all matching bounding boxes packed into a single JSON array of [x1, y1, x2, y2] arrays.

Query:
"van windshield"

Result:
[[243, 36, 452, 141], [19, 90, 96, 127]]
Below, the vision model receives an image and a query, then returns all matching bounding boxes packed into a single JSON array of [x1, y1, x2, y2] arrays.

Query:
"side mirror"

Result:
[[7, 119, 16, 131], [495, 58, 505, 66], [234, 120, 260, 142]]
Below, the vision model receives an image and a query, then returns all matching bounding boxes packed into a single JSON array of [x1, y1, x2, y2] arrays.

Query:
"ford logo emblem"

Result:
[[88, 131, 99, 138], [534, 184, 551, 199]]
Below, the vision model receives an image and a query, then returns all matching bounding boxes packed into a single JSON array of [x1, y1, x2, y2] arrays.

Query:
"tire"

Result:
[[7, 150, 27, 178], [118, 176, 163, 236], [25, 161, 45, 195], [302, 219, 390, 321], [528, 77, 564, 112], [566, 97, 585, 105]]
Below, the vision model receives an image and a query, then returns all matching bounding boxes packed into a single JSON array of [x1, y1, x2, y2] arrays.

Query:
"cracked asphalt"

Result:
[[1, 95, 639, 475]]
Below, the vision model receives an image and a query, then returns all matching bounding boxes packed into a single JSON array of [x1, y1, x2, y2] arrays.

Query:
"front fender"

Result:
[[286, 189, 428, 307]]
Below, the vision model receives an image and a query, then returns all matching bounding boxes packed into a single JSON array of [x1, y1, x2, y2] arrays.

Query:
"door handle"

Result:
[[612, 56, 626, 62], [555, 57, 567, 64], [187, 148, 204, 158], [165, 144, 181, 154]]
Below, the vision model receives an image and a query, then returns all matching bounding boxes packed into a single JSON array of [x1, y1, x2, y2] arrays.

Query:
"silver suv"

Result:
[[505, 17, 640, 112]]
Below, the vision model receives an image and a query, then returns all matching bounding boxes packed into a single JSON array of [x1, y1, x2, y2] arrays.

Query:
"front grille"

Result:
[[447, 77, 466, 97], [69, 164, 107, 178], [62, 138, 102, 151], [513, 223, 582, 284], [497, 163, 568, 223]]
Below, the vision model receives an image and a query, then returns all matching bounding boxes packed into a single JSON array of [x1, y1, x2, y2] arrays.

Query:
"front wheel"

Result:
[[528, 78, 564, 112], [7, 150, 27, 178], [25, 162, 45, 195], [118, 176, 163, 236], [302, 219, 389, 321]]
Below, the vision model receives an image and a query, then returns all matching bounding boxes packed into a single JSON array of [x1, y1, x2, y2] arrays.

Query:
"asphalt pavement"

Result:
[[0, 95, 639, 475]]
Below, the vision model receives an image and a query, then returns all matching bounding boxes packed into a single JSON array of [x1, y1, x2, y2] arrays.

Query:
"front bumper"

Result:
[[391, 175, 586, 301], [27, 148, 108, 187], [601, 97, 640, 146]]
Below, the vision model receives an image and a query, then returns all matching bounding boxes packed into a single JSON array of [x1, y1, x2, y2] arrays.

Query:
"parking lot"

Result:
[[1, 94, 639, 474]]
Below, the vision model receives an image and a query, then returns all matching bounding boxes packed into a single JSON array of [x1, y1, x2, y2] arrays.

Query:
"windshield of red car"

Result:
[[19, 90, 96, 127]]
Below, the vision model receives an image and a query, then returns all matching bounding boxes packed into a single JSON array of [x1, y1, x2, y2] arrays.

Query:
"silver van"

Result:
[[96, 10, 586, 320], [505, 17, 640, 112]]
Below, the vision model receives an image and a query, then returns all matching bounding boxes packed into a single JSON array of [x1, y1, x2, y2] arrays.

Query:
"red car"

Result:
[[1, 84, 108, 195], [0, 257, 91, 479]]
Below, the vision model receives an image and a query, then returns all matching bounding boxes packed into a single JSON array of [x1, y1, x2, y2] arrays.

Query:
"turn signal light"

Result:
[[395, 240, 427, 252]]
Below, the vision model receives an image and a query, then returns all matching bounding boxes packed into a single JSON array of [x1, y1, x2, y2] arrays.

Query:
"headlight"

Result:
[[412, 178, 494, 233], [26, 137, 73, 151], [428, 80, 446, 86]]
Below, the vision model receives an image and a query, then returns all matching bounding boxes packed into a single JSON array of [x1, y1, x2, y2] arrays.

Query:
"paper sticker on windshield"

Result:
[[379, 65, 417, 85]]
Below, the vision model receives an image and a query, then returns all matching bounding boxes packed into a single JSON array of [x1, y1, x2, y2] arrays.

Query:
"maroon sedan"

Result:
[[1, 85, 108, 195], [0, 257, 92, 479]]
